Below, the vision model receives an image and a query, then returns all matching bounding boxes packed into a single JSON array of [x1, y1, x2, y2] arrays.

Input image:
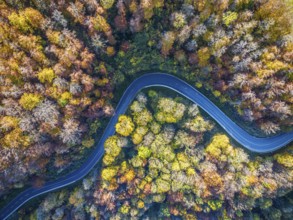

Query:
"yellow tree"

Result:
[[115, 115, 135, 136]]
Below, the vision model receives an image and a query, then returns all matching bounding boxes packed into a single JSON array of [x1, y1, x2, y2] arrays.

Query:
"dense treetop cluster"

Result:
[[157, 0, 293, 135], [18, 91, 293, 219], [0, 1, 115, 195]]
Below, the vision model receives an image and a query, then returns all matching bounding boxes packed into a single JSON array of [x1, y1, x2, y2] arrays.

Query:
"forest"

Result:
[[0, 0, 292, 219], [15, 91, 293, 219]]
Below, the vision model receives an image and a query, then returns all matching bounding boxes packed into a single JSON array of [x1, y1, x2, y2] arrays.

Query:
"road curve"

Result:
[[1, 73, 292, 219]]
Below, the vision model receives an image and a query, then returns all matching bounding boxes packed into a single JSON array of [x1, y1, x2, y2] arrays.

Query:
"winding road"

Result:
[[1, 73, 292, 219]]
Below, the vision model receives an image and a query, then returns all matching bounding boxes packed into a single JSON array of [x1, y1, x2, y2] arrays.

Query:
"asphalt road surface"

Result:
[[1, 73, 292, 219]]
